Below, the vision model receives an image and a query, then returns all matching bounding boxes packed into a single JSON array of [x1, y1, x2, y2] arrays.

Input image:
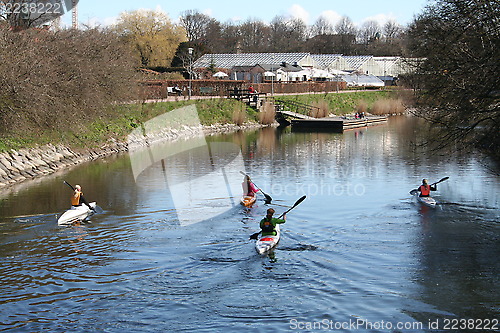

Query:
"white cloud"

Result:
[[319, 10, 342, 26], [287, 4, 310, 24]]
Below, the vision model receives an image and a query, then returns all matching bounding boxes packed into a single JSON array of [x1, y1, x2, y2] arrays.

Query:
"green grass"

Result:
[[277, 90, 397, 115], [0, 91, 398, 152]]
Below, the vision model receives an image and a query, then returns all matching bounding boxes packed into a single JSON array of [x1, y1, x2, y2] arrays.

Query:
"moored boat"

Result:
[[58, 202, 96, 225], [255, 224, 280, 254]]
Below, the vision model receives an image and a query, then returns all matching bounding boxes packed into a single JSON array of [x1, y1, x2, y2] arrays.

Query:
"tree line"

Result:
[[177, 9, 406, 57]]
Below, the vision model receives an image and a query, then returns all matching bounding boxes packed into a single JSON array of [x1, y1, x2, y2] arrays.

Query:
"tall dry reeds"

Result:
[[309, 100, 330, 118], [259, 101, 276, 125], [370, 99, 406, 115], [356, 101, 368, 115], [232, 103, 247, 126]]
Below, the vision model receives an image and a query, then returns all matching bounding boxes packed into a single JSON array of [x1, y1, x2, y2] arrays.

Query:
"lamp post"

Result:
[[188, 47, 193, 99], [271, 53, 275, 96]]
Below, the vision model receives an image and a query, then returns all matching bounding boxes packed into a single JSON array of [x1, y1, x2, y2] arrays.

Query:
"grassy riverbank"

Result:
[[0, 90, 404, 153], [277, 90, 405, 115]]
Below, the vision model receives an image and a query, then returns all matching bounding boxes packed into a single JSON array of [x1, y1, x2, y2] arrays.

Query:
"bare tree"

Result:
[[310, 16, 334, 36], [219, 22, 241, 53], [335, 16, 357, 54], [0, 26, 137, 134], [383, 20, 403, 42], [406, 0, 500, 158], [358, 20, 381, 45], [239, 18, 270, 52], [179, 9, 213, 42]]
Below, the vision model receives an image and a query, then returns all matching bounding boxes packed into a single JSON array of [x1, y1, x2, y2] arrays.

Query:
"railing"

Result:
[[274, 99, 320, 116]]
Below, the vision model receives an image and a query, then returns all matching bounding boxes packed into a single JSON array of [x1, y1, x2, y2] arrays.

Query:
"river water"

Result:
[[0, 116, 498, 332]]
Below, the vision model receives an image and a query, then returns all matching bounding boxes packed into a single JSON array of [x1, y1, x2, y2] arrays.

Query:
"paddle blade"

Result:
[[292, 195, 307, 208], [278, 195, 306, 219], [249, 232, 260, 240], [409, 189, 418, 195], [262, 192, 272, 204]]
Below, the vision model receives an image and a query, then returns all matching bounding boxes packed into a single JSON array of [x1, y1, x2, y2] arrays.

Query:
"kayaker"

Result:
[[242, 175, 259, 197], [417, 179, 437, 197], [260, 208, 286, 236], [71, 185, 84, 207]]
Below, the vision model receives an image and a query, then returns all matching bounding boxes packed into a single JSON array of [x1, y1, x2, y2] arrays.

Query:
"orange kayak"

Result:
[[240, 195, 256, 207]]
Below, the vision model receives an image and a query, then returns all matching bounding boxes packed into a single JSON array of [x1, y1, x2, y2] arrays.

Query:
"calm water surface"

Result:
[[0, 117, 498, 332]]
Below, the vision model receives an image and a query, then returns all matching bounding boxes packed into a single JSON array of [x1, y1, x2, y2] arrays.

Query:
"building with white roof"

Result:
[[310, 54, 348, 73], [193, 53, 315, 70], [192, 52, 418, 85], [342, 56, 379, 75]]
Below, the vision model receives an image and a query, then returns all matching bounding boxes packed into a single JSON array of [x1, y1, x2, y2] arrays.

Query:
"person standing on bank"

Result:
[[260, 208, 286, 236]]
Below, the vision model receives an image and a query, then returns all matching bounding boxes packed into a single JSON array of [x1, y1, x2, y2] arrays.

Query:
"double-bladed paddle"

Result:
[[63, 180, 95, 211], [240, 171, 272, 204], [249, 195, 306, 240], [410, 177, 449, 195]]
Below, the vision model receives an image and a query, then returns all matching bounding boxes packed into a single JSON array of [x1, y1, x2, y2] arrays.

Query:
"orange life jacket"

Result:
[[419, 185, 430, 197], [71, 191, 82, 206]]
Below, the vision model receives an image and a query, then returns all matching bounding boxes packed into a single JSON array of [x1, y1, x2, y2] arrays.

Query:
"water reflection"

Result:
[[0, 116, 498, 332]]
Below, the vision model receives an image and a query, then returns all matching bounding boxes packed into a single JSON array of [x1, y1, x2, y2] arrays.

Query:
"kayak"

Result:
[[414, 193, 436, 208], [255, 224, 280, 254], [240, 195, 257, 207], [58, 202, 96, 225]]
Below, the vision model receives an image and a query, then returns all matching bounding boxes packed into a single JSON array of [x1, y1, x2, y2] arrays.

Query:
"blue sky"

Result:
[[63, 0, 430, 28]]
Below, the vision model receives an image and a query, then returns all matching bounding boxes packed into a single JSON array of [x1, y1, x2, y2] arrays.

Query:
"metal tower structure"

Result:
[[72, 0, 78, 29]]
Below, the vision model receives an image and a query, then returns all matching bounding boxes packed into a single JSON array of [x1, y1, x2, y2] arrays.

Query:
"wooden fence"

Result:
[[138, 80, 347, 100]]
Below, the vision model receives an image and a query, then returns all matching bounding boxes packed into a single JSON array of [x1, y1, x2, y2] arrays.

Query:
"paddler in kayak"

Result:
[[71, 185, 84, 207], [242, 175, 259, 198], [417, 179, 437, 197], [260, 208, 286, 236]]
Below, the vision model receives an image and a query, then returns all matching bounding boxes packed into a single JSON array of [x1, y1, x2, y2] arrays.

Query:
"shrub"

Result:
[[370, 99, 406, 115], [310, 100, 330, 118], [259, 101, 276, 125], [232, 104, 247, 126], [356, 101, 368, 114]]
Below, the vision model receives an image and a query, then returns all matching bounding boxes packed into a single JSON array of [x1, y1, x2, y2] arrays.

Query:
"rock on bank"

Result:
[[0, 122, 267, 189]]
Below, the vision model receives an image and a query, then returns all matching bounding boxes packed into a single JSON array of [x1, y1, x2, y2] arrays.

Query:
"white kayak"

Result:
[[414, 193, 436, 207], [58, 202, 96, 225], [255, 224, 280, 254]]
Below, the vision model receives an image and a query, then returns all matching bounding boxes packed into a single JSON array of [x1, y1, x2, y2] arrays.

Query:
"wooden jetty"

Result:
[[274, 109, 387, 132], [289, 115, 388, 132], [273, 98, 387, 131]]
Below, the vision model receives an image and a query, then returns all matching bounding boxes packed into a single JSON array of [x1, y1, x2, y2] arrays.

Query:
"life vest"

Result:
[[71, 191, 82, 206], [419, 185, 430, 197], [261, 218, 274, 233]]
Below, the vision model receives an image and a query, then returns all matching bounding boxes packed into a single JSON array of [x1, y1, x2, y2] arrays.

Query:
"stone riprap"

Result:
[[0, 122, 268, 189]]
